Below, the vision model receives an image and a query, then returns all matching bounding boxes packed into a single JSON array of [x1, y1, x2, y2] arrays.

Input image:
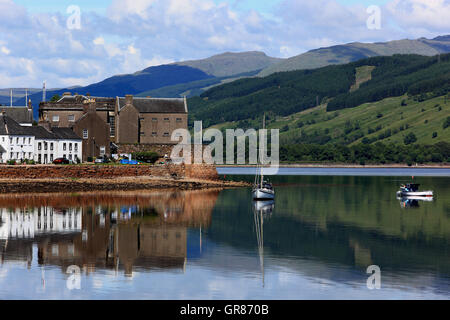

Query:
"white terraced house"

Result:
[[0, 114, 82, 163]]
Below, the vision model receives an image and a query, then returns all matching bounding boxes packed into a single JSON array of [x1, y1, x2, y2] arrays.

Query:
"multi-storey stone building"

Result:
[[39, 93, 188, 160]]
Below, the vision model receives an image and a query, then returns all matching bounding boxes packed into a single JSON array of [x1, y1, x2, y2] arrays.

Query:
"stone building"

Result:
[[39, 93, 188, 160], [115, 95, 188, 145]]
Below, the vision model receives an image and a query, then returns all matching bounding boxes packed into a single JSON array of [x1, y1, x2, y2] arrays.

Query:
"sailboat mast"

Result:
[[260, 113, 265, 188]]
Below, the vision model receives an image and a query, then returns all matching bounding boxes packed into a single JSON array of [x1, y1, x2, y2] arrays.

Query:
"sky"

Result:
[[0, 0, 449, 88]]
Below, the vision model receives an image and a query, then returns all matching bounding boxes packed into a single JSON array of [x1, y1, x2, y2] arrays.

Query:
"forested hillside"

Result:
[[189, 54, 450, 129]]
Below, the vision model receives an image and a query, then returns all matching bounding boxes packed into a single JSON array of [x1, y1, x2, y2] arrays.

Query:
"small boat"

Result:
[[396, 183, 433, 197], [252, 114, 275, 201]]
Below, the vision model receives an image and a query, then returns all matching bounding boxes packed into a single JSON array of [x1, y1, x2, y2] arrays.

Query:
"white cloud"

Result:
[[0, 0, 448, 88], [1, 46, 10, 55], [93, 37, 105, 45]]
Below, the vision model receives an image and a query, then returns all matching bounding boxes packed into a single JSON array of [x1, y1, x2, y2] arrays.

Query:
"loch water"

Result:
[[0, 170, 449, 299]]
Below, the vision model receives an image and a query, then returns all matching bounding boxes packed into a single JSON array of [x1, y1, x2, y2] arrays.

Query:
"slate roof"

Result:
[[0, 115, 80, 140], [0, 107, 33, 124], [27, 126, 58, 139], [0, 115, 31, 135], [52, 127, 81, 140], [118, 97, 187, 114]]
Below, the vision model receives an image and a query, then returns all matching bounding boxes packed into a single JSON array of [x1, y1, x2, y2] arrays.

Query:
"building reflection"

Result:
[[0, 189, 219, 277]]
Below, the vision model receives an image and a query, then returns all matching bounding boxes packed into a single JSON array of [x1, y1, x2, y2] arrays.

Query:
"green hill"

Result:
[[189, 54, 450, 130], [176, 51, 283, 77], [258, 36, 450, 77]]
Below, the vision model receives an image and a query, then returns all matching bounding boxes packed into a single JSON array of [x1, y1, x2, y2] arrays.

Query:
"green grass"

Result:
[[255, 94, 450, 146]]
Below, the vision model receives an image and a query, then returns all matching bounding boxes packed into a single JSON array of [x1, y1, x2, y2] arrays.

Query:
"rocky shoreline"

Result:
[[0, 176, 249, 194]]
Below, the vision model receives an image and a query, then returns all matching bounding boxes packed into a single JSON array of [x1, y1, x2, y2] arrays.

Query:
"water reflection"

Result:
[[253, 200, 274, 287], [0, 175, 449, 299], [397, 196, 434, 209], [0, 190, 220, 277]]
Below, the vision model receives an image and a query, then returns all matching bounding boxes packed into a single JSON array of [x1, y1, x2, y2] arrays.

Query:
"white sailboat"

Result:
[[252, 114, 275, 200]]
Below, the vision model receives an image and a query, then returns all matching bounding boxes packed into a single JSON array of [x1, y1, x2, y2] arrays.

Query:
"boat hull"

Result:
[[396, 191, 433, 197], [253, 189, 275, 200]]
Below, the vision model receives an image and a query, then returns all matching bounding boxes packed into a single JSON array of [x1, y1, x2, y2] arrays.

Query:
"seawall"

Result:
[[0, 164, 219, 180]]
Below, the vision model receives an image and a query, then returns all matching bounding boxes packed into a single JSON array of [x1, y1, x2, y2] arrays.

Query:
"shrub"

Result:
[[443, 117, 450, 129], [132, 151, 160, 164], [7, 160, 15, 165], [404, 132, 417, 145]]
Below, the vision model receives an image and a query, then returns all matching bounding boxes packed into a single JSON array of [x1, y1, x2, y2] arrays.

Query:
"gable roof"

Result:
[[27, 126, 57, 139], [117, 97, 187, 114], [52, 127, 81, 140], [0, 115, 31, 135], [0, 107, 33, 124]]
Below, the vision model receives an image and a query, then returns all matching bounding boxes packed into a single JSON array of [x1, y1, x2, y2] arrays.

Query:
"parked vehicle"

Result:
[[95, 156, 110, 164], [53, 158, 70, 164], [120, 159, 139, 165]]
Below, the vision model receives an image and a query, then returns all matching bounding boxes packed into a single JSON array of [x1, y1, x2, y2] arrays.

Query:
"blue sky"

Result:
[[1, 0, 448, 88]]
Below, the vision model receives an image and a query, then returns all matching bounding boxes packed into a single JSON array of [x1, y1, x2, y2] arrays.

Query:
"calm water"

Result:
[[0, 172, 449, 299]]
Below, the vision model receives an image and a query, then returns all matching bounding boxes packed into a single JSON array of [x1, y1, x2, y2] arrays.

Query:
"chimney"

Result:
[[125, 94, 133, 106], [83, 101, 96, 114], [39, 120, 52, 132]]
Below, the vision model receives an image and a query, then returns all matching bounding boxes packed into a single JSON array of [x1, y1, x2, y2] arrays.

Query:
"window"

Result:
[[9, 138, 12, 144], [74, 143, 78, 152], [68, 115, 75, 122], [152, 132, 157, 137], [2, 137, 4, 142], [50, 154, 53, 162], [28, 152, 32, 159], [50, 143, 53, 151], [38, 142, 42, 151], [83, 129, 88, 139], [69, 154, 72, 160], [10, 153, 13, 159], [152, 118, 158, 122], [44, 142, 48, 151], [176, 118, 182, 122], [69, 143, 72, 151], [52, 115, 59, 122], [164, 118, 170, 122], [163, 132, 169, 137], [38, 154, 41, 163], [28, 138, 31, 144], [100, 146, 106, 156], [16, 138, 19, 144], [63, 143, 66, 151], [63, 154, 66, 159], [16, 152, 19, 158], [109, 116, 115, 137]]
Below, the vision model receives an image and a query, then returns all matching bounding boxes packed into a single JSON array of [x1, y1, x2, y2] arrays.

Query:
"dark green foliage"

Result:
[[432, 132, 438, 138], [50, 94, 61, 102], [444, 117, 450, 129], [280, 142, 450, 164], [327, 54, 450, 111], [404, 132, 417, 145], [188, 63, 355, 127], [132, 151, 160, 164]]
